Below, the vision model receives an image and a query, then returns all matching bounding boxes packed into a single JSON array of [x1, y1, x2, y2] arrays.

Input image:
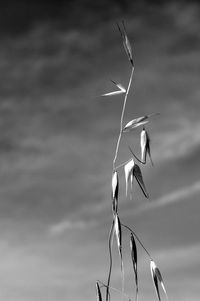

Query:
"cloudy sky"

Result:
[[0, 1, 200, 300]]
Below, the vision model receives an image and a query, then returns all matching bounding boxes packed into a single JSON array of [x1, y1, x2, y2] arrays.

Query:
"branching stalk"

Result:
[[106, 66, 134, 301], [113, 66, 135, 171]]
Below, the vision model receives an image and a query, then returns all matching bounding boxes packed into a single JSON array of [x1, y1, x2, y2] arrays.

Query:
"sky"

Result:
[[0, 1, 200, 300]]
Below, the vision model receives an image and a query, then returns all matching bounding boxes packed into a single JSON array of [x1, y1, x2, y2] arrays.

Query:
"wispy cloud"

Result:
[[153, 243, 200, 270], [154, 119, 200, 162], [153, 180, 200, 206], [49, 219, 95, 235], [139, 180, 200, 213], [121, 180, 200, 220]]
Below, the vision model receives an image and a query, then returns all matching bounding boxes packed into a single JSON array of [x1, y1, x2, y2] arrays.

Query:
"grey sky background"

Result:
[[0, 1, 200, 300]]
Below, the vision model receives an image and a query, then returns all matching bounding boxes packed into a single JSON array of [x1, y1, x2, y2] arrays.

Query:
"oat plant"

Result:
[[96, 22, 168, 301]]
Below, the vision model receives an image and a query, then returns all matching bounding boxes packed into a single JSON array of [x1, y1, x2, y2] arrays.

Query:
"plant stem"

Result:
[[106, 219, 114, 301], [113, 66, 135, 171], [106, 66, 134, 301], [121, 223, 152, 259]]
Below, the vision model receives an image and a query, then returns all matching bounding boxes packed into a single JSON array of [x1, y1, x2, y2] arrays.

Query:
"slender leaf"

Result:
[[124, 159, 135, 196], [96, 282, 102, 301], [130, 233, 138, 299], [133, 164, 149, 198]]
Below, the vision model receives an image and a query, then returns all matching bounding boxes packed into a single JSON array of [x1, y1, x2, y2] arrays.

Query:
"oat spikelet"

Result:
[[112, 171, 119, 214], [114, 214, 124, 298], [150, 260, 168, 301], [133, 164, 149, 198], [101, 80, 126, 97], [117, 20, 133, 66], [140, 128, 153, 165], [124, 159, 135, 196], [96, 282, 103, 301], [114, 214, 122, 262], [123, 113, 159, 132], [130, 233, 138, 300]]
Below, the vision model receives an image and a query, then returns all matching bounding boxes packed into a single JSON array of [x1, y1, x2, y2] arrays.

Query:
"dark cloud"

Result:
[[0, 0, 199, 36]]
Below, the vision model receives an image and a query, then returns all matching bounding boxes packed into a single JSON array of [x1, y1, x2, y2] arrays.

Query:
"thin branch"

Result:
[[115, 158, 133, 170], [98, 280, 131, 301], [121, 223, 152, 260], [128, 145, 145, 164]]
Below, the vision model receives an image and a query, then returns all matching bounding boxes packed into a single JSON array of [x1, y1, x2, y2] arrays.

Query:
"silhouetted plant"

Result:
[[96, 21, 168, 301]]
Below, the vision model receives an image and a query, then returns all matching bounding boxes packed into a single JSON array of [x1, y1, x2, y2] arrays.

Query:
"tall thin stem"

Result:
[[106, 65, 134, 301], [113, 66, 134, 171], [105, 219, 114, 301]]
